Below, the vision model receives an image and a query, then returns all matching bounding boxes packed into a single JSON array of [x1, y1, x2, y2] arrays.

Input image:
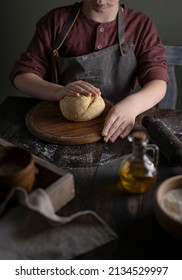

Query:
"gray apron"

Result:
[[52, 2, 137, 104]]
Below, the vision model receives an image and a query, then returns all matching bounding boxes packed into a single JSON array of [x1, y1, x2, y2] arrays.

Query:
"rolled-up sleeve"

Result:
[[134, 16, 168, 87], [9, 8, 61, 85]]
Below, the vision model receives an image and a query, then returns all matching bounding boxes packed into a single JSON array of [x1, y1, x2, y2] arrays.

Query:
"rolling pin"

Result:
[[142, 116, 182, 165]]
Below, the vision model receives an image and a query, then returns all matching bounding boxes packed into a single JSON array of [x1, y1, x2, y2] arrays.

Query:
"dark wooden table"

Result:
[[0, 96, 182, 260]]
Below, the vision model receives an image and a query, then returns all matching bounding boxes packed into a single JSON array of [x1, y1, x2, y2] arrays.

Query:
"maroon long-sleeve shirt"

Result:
[[10, 4, 168, 88]]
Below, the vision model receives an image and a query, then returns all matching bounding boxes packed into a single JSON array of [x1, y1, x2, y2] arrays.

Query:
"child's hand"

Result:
[[102, 99, 136, 142], [63, 80, 101, 97]]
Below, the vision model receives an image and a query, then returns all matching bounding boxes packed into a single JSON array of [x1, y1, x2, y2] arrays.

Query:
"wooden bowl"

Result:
[[0, 146, 35, 202], [154, 175, 182, 240]]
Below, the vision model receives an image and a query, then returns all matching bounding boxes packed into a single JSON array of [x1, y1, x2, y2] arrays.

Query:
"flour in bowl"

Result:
[[161, 188, 182, 222]]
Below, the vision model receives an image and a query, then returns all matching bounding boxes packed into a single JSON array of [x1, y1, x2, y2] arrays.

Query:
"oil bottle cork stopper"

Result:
[[132, 131, 148, 143]]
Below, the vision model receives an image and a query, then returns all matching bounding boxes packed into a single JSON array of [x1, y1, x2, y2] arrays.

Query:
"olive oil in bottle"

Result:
[[120, 131, 159, 193]]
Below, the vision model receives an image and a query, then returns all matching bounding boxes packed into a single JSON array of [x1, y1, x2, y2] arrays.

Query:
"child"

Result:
[[10, 0, 168, 142]]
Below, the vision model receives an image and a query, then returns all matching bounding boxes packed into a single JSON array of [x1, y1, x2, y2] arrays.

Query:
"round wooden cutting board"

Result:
[[26, 100, 113, 145]]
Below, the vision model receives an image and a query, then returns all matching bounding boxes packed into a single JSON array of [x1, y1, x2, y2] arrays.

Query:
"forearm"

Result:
[[124, 80, 167, 116], [13, 73, 101, 101], [13, 73, 64, 101]]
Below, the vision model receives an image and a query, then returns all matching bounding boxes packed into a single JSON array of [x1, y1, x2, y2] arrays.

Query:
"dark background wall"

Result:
[[1, 0, 182, 108]]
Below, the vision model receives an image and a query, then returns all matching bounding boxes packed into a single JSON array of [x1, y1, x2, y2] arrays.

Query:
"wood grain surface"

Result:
[[26, 100, 113, 145], [1, 97, 182, 260]]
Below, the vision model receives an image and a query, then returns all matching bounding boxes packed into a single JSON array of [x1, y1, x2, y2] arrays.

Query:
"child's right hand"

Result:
[[59, 80, 101, 99]]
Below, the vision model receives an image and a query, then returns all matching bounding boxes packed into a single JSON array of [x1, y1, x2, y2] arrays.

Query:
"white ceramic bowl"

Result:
[[154, 175, 182, 240]]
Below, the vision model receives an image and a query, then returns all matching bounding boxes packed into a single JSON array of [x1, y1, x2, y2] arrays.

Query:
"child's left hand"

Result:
[[102, 98, 136, 142]]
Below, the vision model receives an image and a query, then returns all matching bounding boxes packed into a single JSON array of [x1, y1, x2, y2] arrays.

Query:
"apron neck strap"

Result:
[[118, 6, 128, 56], [52, 1, 83, 52], [53, 2, 127, 56]]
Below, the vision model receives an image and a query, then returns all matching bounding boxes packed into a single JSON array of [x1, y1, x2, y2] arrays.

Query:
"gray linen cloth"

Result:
[[0, 188, 117, 260]]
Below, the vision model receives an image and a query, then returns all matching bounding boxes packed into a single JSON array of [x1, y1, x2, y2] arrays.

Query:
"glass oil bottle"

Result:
[[120, 131, 159, 194]]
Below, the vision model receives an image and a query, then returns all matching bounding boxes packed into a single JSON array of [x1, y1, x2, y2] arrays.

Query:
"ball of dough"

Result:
[[59, 95, 105, 122]]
